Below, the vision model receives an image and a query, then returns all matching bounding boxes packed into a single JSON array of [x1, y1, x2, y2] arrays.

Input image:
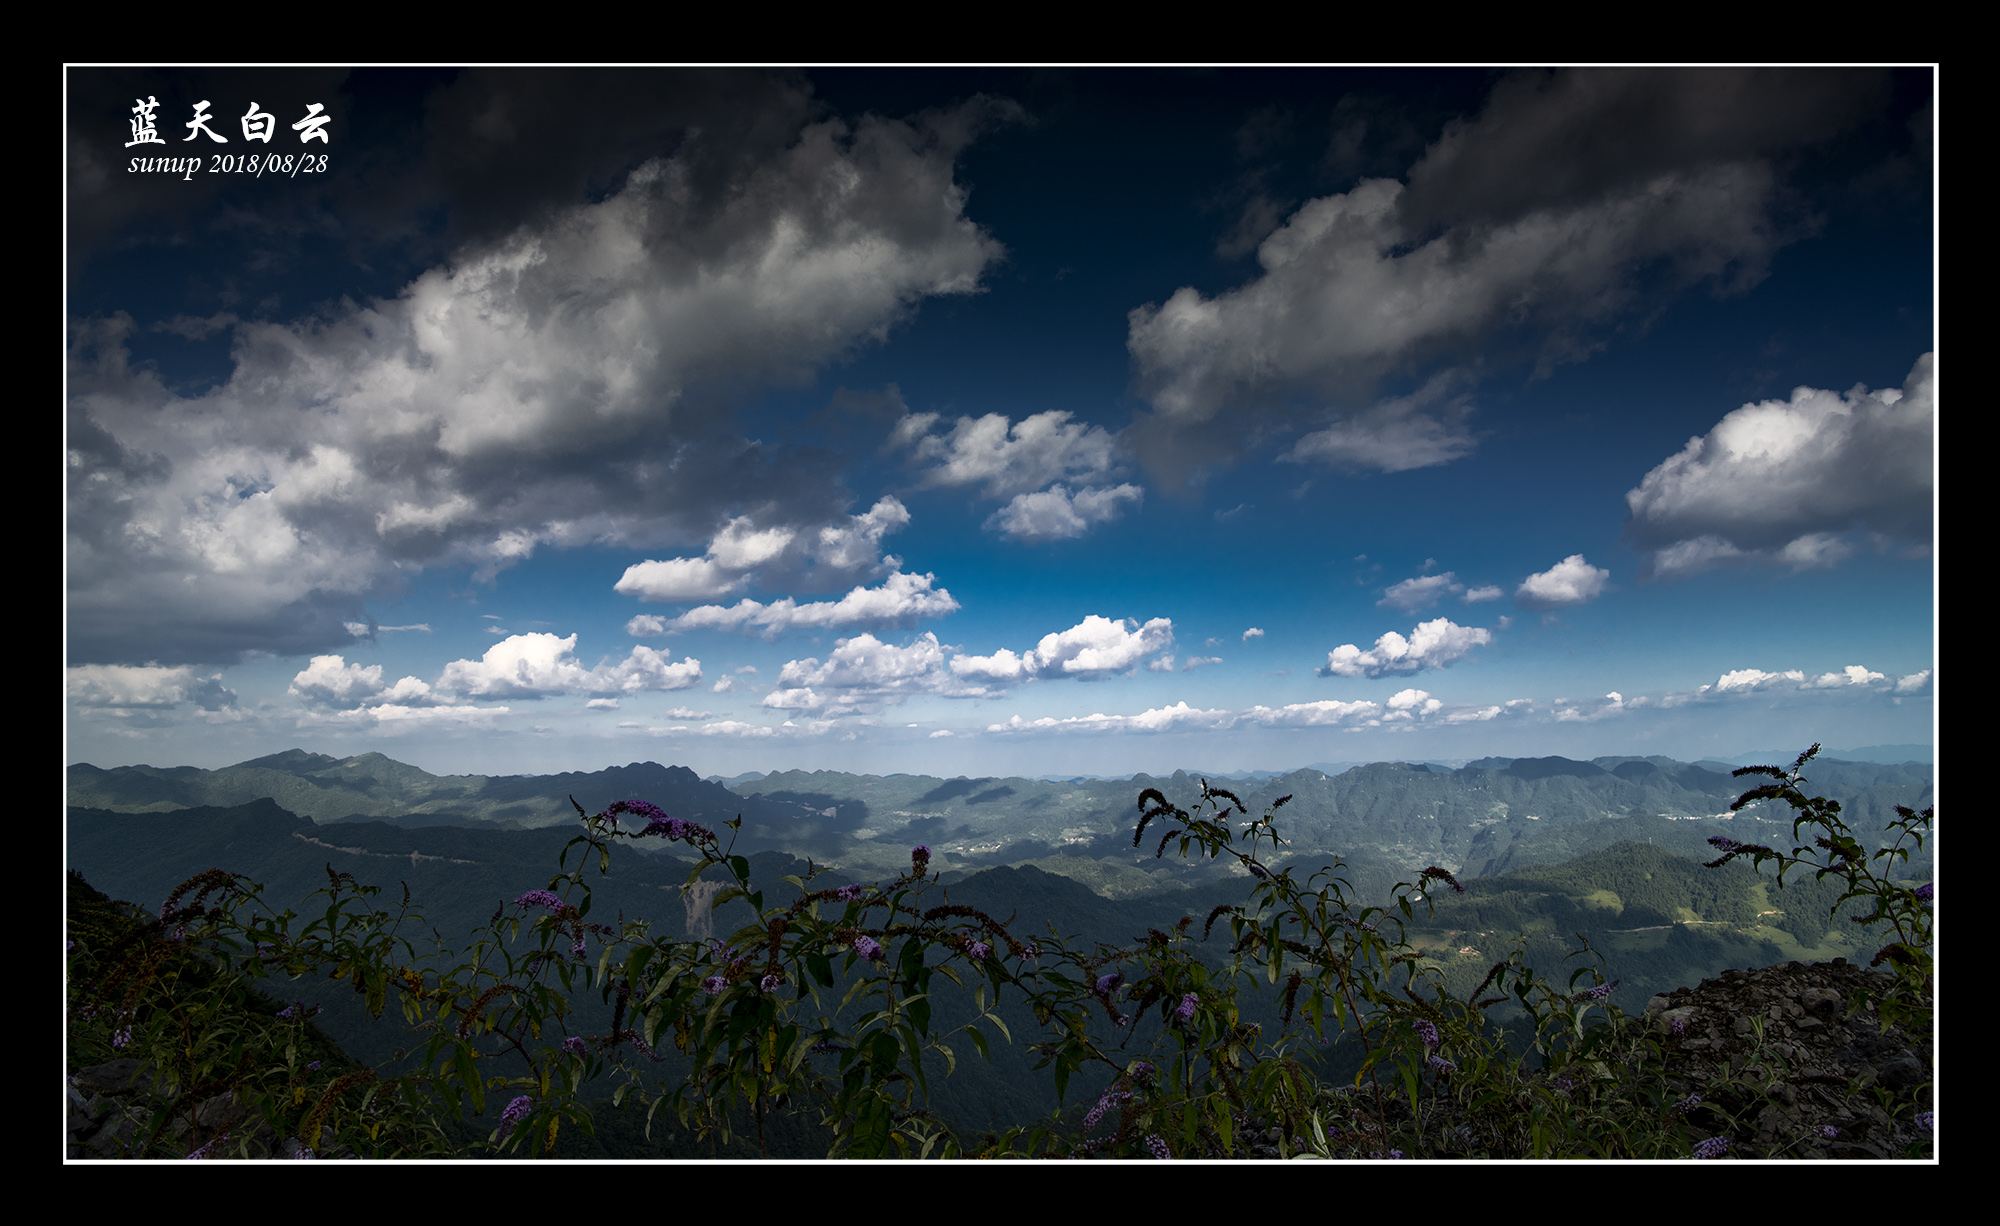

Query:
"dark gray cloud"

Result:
[[1125, 68, 1899, 489], [68, 83, 1008, 666]]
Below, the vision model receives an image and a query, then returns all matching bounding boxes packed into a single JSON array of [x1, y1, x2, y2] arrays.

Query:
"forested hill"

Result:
[[63, 749, 797, 832]]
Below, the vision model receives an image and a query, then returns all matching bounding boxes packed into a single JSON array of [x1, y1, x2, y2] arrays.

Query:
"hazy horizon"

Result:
[[67, 68, 1937, 783]]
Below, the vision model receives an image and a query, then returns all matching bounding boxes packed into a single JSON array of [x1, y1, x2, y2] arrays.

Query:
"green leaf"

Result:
[[851, 1095, 892, 1158], [455, 1043, 484, 1116]]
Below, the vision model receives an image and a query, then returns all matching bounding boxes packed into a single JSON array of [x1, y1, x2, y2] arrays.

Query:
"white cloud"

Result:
[[711, 676, 735, 693], [1516, 555, 1610, 608], [698, 721, 780, 738], [1713, 668, 1807, 692], [1387, 688, 1443, 715], [1241, 627, 1265, 641], [666, 569, 959, 637], [625, 614, 667, 637], [1625, 353, 1934, 577], [615, 498, 912, 604], [435, 633, 700, 698], [1380, 572, 1464, 612], [985, 484, 1143, 542], [1319, 618, 1493, 678], [1462, 586, 1504, 603], [1182, 656, 1223, 671], [1809, 665, 1885, 688], [1895, 670, 1932, 694], [762, 632, 998, 714], [69, 663, 237, 710], [954, 615, 1175, 683], [987, 701, 1236, 736], [897, 409, 1120, 498], [987, 697, 1393, 735], [1246, 699, 1382, 727], [292, 655, 396, 707]]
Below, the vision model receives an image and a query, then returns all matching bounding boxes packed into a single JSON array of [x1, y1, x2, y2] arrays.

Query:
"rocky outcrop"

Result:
[[1231, 958, 1933, 1159], [1631, 957, 1933, 1158], [66, 1057, 354, 1159]]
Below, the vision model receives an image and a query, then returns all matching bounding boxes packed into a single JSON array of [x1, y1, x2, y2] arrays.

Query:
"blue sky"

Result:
[[65, 67, 1936, 779]]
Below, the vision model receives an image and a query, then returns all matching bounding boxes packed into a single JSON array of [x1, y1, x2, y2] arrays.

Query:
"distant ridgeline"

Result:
[[68, 747, 1934, 887], [65, 747, 1934, 1138]]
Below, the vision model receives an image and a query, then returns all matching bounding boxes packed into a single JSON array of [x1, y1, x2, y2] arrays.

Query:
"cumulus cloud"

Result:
[[664, 569, 960, 637], [1515, 555, 1610, 608], [615, 498, 912, 604], [1463, 586, 1504, 603], [68, 95, 1004, 667], [289, 655, 435, 709], [1809, 665, 1886, 688], [895, 409, 1121, 498], [1387, 688, 1443, 715], [1712, 667, 1808, 692], [1123, 69, 1885, 484], [68, 663, 237, 710], [1242, 627, 1265, 641], [1626, 353, 1934, 578], [985, 484, 1143, 542], [434, 633, 701, 699], [952, 615, 1175, 683], [762, 632, 995, 713], [1379, 572, 1465, 612], [626, 615, 667, 637], [1319, 618, 1492, 678]]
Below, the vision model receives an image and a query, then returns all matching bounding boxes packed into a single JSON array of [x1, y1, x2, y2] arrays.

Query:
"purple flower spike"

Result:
[[607, 799, 668, 826], [1692, 1136, 1730, 1159], [968, 941, 991, 961], [1175, 993, 1199, 1022], [853, 935, 884, 963], [1145, 1135, 1171, 1160], [1095, 972, 1123, 997], [1414, 1019, 1439, 1048], [499, 1095, 533, 1136], [911, 845, 931, 873], [515, 890, 564, 913], [701, 976, 727, 995], [1915, 882, 1933, 902]]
